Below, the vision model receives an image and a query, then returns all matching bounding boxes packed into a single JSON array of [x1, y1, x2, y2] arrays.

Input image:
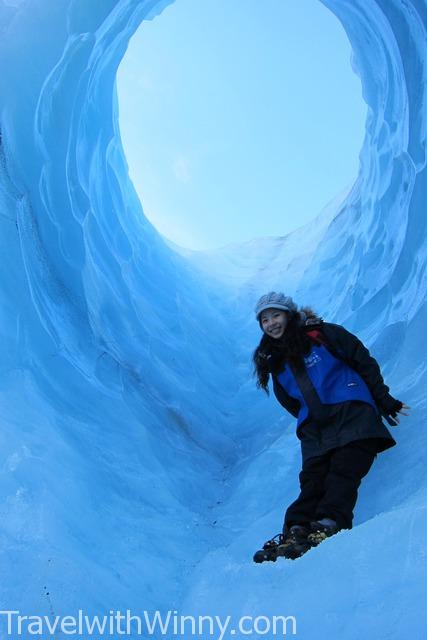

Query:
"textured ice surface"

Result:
[[0, 0, 426, 638]]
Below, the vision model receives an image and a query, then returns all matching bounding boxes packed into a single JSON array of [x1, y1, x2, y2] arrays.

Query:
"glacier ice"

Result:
[[0, 0, 426, 638]]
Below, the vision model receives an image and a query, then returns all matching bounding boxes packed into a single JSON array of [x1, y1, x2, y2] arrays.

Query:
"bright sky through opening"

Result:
[[117, 0, 367, 251]]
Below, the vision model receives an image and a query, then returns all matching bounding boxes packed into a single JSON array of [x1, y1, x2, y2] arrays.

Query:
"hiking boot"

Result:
[[307, 520, 338, 547], [253, 533, 284, 563], [280, 525, 311, 559], [253, 525, 311, 563]]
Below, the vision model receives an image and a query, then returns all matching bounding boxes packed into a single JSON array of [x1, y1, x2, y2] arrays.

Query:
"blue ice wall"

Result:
[[0, 1, 426, 638]]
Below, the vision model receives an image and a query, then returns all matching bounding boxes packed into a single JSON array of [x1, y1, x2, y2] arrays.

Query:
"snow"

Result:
[[0, 0, 426, 638]]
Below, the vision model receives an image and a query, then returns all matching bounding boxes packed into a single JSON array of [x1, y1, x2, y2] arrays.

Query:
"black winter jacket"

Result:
[[271, 321, 399, 461]]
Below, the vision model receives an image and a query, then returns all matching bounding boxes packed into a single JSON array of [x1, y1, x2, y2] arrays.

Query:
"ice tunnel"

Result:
[[0, 0, 426, 638]]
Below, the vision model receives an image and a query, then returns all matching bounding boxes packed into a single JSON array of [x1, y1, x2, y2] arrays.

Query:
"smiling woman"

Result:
[[0, 0, 426, 633], [117, 0, 367, 250]]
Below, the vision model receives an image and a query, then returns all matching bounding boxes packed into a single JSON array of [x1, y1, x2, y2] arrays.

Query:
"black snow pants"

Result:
[[283, 439, 377, 532]]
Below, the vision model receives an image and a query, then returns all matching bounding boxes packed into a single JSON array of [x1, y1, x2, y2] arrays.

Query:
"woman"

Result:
[[252, 292, 410, 562]]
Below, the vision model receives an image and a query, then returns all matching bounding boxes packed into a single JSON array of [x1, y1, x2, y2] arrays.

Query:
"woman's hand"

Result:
[[393, 403, 411, 424]]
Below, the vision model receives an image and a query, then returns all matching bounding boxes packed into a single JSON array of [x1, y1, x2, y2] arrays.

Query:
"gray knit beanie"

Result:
[[254, 292, 298, 321]]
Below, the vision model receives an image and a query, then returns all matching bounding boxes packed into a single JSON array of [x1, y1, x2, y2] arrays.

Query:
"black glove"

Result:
[[381, 399, 403, 426]]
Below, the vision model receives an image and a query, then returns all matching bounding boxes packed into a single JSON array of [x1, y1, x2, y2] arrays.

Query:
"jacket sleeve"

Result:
[[321, 322, 402, 417], [272, 376, 301, 418]]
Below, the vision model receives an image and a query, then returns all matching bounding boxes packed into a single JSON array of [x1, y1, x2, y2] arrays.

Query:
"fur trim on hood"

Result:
[[299, 306, 323, 326]]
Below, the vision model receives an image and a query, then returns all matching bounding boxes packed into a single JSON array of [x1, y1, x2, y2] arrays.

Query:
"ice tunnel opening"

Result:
[[117, 0, 367, 251]]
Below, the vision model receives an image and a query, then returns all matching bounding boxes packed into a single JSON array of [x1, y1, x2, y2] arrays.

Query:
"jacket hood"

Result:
[[300, 306, 323, 326]]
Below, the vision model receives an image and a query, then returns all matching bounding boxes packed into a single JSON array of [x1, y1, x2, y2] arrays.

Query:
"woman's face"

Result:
[[260, 308, 288, 339]]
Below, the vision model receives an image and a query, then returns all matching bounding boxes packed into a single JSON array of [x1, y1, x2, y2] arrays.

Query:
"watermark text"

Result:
[[0, 609, 297, 638]]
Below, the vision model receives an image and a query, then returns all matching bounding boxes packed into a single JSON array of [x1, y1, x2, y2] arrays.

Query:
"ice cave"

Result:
[[0, 0, 426, 638]]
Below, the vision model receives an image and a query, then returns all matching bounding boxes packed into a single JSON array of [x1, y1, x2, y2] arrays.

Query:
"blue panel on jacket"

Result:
[[277, 345, 378, 427]]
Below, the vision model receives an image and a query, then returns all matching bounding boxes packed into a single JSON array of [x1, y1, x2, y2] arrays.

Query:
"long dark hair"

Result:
[[252, 307, 320, 393]]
